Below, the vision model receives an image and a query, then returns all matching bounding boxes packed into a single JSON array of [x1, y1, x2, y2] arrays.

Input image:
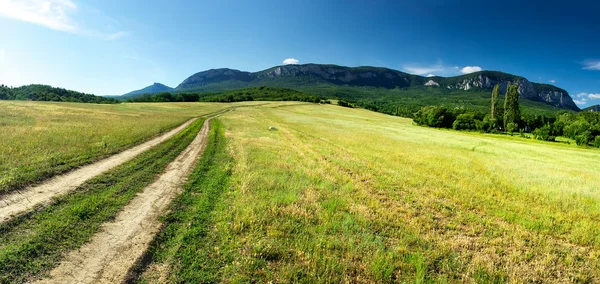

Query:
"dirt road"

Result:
[[37, 118, 213, 284], [0, 118, 196, 224]]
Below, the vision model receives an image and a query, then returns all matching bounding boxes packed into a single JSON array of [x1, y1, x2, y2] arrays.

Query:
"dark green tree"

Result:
[[503, 83, 520, 130], [491, 84, 500, 119]]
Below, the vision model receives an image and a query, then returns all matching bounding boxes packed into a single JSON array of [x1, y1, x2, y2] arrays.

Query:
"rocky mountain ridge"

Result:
[[126, 64, 580, 111]]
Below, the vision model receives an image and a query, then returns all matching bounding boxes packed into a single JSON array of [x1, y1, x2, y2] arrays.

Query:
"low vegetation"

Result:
[[0, 118, 205, 283], [0, 101, 232, 194]]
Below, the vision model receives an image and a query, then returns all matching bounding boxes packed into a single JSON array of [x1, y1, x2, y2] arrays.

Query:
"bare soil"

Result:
[[0, 118, 197, 224]]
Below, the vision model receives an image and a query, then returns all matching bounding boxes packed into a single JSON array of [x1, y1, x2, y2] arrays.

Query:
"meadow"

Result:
[[0, 101, 255, 194], [138, 102, 600, 282], [1, 101, 599, 283]]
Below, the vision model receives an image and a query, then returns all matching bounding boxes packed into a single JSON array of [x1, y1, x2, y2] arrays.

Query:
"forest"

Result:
[[0, 84, 118, 104], [413, 83, 600, 147]]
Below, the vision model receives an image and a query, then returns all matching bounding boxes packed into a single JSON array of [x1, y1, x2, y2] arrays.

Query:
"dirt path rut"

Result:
[[0, 118, 197, 224], [37, 118, 213, 284]]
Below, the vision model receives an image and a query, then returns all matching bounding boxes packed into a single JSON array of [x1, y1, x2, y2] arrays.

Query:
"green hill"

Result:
[[0, 84, 118, 104]]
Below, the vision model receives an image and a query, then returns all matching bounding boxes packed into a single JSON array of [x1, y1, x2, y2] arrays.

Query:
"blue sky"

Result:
[[0, 0, 599, 106]]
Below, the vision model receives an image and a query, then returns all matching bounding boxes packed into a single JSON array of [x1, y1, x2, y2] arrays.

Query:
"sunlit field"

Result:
[[141, 102, 600, 282], [0, 101, 245, 194]]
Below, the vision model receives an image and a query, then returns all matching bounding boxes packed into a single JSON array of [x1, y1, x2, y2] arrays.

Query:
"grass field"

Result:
[[136, 102, 600, 282], [0, 117, 205, 283], [2, 101, 599, 282], [0, 101, 252, 194]]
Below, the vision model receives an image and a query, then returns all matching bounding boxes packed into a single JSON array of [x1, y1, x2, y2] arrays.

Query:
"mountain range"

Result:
[[119, 64, 581, 113]]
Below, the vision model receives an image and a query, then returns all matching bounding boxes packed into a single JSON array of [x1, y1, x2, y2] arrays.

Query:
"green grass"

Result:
[[134, 102, 600, 282], [0, 101, 240, 194], [0, 117, 205, 283], [135, 119, 233, 283]]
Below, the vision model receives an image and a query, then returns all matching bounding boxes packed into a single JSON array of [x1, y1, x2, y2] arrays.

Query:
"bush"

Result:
[[575, 131, 593, 146], [453, 113, 477, 130], [533, 124, 555, 141], [506, 122, 519, 133], [413, 106, 454, 128], [594, 136, 600, 148]]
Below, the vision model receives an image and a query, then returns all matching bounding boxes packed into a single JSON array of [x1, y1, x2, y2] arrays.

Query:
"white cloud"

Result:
[[549, 80, 556, 83], [575, 93, 600, 102], [574, 98, 587, 105], [403, 61, 483, 76], [589, 93, 600, 99], [460, 66, 483, 74], [0, 0, 78, 32], [583, 60, 600, 70], [0, 0, 126, 40], [283, 58, 299, 65]]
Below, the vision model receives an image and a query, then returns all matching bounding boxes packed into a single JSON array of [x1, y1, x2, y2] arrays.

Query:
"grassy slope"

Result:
[[143, 103, 599, 282], [0, 101, 244, 194], [0, 118, 205, 283]]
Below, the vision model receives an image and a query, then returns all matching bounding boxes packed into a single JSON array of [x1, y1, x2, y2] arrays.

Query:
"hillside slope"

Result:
[[584, 105, 600, 112]]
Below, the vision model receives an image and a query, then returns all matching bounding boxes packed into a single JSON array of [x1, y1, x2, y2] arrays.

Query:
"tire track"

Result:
[[0, 118, 200, 224], [36, 118, 214, 284]]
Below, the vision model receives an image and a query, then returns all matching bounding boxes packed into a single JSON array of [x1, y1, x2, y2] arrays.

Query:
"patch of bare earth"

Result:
[[0, 118, 197, 224], [36, 119, 212, 284]]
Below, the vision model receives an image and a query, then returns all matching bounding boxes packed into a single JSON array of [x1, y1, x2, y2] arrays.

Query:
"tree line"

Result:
[[127, 86, 329, 104], [0, 84, 118, 104], [413, 83, 600, 147]]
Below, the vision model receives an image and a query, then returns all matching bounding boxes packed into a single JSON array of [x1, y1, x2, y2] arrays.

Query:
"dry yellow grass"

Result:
[[200, 102, 600, 282], [0, 101, 256, 193]]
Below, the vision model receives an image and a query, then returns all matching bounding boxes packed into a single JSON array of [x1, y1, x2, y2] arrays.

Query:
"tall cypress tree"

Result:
[[491, 84, 500, 119], [503, 83, 521, 131]]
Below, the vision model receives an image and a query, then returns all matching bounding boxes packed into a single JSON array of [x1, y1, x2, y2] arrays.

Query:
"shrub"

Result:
[[506, 122, 519, 133], [533, 124, 555, 141], [413, 106, 454, 128], [575, 131, 593, 146], [453, 113, 477, 130]]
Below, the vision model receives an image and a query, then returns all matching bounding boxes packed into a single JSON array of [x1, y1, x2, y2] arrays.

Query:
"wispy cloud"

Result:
[[402, 62, 445, 75], [589, 93, 600, 99], [0, 0, 127, 40], [549, 79, 556, 83], [403, 61, 482, 76], [583, 60, 600, 70], [461, 66, 483, 74], [283, 58, 299, 65], [575, 93, 600, 105], [0, 0, 78, 32]]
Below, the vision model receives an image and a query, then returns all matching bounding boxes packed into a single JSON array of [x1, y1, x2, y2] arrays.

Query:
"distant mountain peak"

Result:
[[120, 82, 173, 98]]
